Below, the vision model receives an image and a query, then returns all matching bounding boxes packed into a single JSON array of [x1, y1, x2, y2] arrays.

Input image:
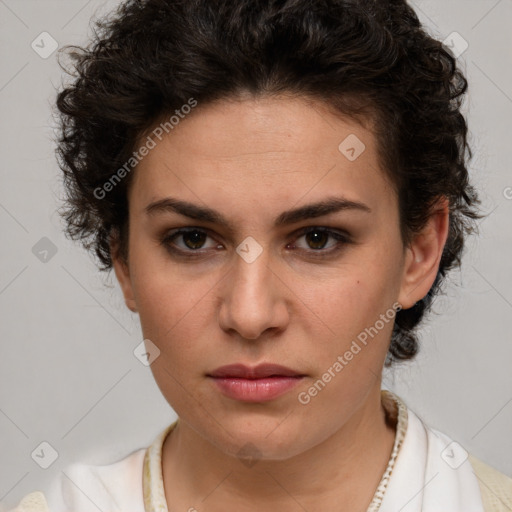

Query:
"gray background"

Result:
[[1, 0, 511, 509]]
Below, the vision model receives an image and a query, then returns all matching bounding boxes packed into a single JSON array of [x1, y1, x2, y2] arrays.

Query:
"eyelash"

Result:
[[160, 226, 352, 259]]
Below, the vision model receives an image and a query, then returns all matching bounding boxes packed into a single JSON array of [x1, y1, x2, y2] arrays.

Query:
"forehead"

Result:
[[129, 95, 396, 220]]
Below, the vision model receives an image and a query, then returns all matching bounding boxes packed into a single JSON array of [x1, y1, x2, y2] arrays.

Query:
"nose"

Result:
[[217, 244, 290, 340]]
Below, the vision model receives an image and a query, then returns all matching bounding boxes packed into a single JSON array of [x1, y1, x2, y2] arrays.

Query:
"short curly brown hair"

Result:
[[55, 0, 483, 365]]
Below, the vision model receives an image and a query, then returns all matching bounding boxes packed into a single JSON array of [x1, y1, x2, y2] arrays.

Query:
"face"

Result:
[[113, 94, 447, 461]]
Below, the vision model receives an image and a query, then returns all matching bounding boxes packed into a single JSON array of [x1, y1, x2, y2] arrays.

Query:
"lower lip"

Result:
[[209, 376, 304, 402]]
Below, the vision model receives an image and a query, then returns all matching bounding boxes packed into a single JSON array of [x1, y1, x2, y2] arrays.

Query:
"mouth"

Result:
[[207, 363, 306, 402]]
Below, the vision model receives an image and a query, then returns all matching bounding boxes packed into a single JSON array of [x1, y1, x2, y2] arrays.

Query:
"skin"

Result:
[[112, 94, 449, 511]]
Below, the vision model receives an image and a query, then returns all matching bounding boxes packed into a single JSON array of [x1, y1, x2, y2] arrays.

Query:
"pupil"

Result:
[[184, 230, 206, 249], [307, 230, 327, 249]]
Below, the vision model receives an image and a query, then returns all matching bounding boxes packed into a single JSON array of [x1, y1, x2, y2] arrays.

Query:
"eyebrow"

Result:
[[145, 196, 371, 231]]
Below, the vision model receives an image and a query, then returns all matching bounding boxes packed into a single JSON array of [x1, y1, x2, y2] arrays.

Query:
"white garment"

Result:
[[43, 448, 147, 512], [7, 391, 507, 512], [379, 404, 484, 511]]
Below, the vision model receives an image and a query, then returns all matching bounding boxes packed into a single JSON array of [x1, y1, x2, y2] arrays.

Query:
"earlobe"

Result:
[[111, 240, 138, 313], [397, 197, 450, 310]]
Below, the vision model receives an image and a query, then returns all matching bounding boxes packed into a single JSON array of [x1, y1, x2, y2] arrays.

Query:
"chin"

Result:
[[206, 415, 313, 462]]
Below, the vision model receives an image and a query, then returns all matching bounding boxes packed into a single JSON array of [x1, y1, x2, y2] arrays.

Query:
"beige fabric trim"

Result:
[[469, 454, 512, 512], [143, 421, 178, 512], [8, 491, 50, 512], [366, 390, 408, 511]]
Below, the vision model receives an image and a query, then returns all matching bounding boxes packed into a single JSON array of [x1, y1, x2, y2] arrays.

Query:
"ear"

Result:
[[110, 237, 138, 313], [397, 196, 450, 310]]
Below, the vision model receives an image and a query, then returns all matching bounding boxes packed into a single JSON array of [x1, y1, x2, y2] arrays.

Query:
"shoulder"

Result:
[[469, 454, 512, 511], [389, 393, 511, 511], [7, 448, 147, 512], [424, 422, 512, 509]]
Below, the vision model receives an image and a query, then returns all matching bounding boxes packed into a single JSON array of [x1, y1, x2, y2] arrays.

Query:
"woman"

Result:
[[11, 0, 511, 510]]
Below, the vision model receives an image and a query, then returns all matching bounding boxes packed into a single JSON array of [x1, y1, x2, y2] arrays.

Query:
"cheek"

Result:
[[133, 270, 212, 401], [135, 279, 207, 343], [303, 263, 398, 337], [298, 273, 397, 410], [128, 238, 212, 330]]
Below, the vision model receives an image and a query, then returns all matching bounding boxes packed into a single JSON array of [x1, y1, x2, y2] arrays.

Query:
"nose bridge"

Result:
[[219, 239, 286, 339], [232, 239, 273, 304]]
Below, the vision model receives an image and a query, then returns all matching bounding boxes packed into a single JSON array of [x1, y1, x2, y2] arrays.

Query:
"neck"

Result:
[[162, 386, 396, 511]]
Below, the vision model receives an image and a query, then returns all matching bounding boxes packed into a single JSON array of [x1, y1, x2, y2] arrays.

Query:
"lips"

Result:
[[207, 363, 304, 379], [207, 363, 306, 402]]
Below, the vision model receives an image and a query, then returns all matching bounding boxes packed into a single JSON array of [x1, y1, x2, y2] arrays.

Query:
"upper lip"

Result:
[[208, 363, 304, 379]]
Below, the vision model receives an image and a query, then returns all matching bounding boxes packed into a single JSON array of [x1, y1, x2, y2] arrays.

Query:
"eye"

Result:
[[161, 228, 220, 255], [290, 227, 351, 255]]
